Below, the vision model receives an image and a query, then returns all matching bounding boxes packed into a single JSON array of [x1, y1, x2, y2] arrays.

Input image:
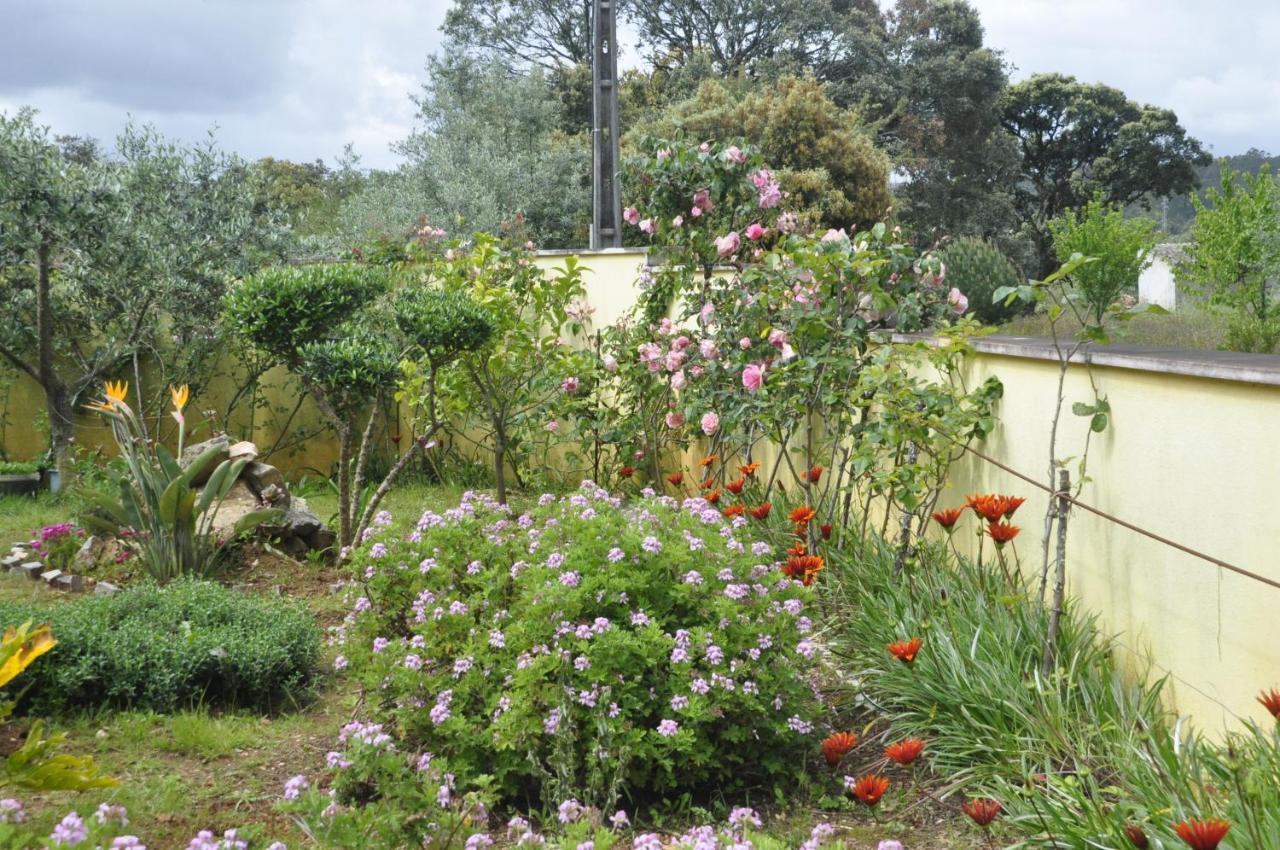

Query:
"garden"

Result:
[[3, 86, 1280, 850]]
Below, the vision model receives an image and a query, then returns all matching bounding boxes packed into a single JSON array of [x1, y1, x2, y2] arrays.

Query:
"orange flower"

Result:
[[619, 466, 635, 477], [961, 798, 1002, 827], [821, 731, 857, 766], [1123, 824, 1150, 849], [748, 503, 772, 520], [820, 523, 832, 541], [726, 477, 746, 495], [787, 541, 808, 557], [705, 489, 721, 504], [884, 737, 926, 766], [722, 504, 745, 519], [740, 462, 760, 476], [887, 637, 923, 664], [1258, 688, 1280, 720], [1002, 496, 1025, 518], [784, 554, 824, 585], [985, 521, 1020, 547], [931, 507, 965, 531], [701, 476, 716, 490], [1172, 818, 1230, 850], [700, 455, 718, 468], [666, 472, 684, 487], [967, 494, 1025, 522], [789, 506, 817, 525], [848, 774, 890, 807], [801, 464, 824, 483]]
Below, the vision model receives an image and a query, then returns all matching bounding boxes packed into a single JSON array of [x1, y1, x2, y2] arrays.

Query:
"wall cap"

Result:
[[896, 333, 1280, 387]]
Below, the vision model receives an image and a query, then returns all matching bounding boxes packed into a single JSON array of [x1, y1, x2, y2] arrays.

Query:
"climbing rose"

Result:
[[623, 207, 640, 225], [665, 411, 685, 429], [949, 287, 969, 315], [561, 376, 579, 394], [701, 412, 720, 436], [724, 145, 747, 164], [742, 363, 766, 392], [601, 354, 618, 372], [745, 222, 766, 240], [714, 232, 741, 257], [639, 218, 656, 235]]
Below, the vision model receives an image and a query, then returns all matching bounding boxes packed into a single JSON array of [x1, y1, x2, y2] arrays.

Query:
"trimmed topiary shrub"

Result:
[[339, 485, 827, 812], [941, 237, 1026, 324], [0, 580, 321, 714]]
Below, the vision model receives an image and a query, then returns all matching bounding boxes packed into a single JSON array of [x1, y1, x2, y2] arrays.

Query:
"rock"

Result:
[[305, 527, 336, 554], [1, 554, 23, 571], [205, 480, 267, 538], [242, 462, 288, 505], [228, 441, 259, 462], [181, 435, 230, 486], [19, 562, 43, 580], [40, 569, 62, 584], [75, 536, 97, 568], [95, 581, 120, 595], [54, 574, 84, 593]]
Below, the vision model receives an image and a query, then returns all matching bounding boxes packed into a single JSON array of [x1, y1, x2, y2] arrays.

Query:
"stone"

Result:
[[228, 440, 259, 462], [75, 536, 97, 568], [205, 480, 268, 538], [54, 574, 85, 593], [40, 569, 62, 584], [1, 554, 23, 571], [242, 462, 287, 505], [180, 435, 230, 486], [94, 581, 120, 595], [19, 562, 43, 580]]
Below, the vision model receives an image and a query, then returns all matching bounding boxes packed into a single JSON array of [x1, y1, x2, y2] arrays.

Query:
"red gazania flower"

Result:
[[848, 774, 890, 807], [931, 507, 965, 531], [784, 554, 824, 585], [985, 521, 1020, 547], [789, 505, 817, 525], [820, 522, 832, 540], [887, 637, 923, 664], [966, 494, 1006, 522], [722, 504, 745, 519], [802, 464, 824, 483], [962, 798, 1002, 827], [666, 471, 684, 487], [705, 489, 721, 504], [1172, 818, 1230, 850], [787, 541, 808, 557], [749, 503, 772, 520], [821, 731, 857, 766], [1002, 496, 1025, 518], [700, 476, 715, 490], [1123, 824, 1150, 849], [700, 455, 718, 468], [619, 466, 635, 477], [726, 477, 746, 495], [884, 737, 926, 766], [740, 462, 760, 476], [1258, 688, 1280, 720]]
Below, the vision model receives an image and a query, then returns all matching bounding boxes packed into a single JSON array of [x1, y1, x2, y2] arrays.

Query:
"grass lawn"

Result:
[[998, 304, 1230, 350]]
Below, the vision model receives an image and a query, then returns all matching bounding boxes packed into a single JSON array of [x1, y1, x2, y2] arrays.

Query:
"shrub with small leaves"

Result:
[[940, 237, 1026, 324]]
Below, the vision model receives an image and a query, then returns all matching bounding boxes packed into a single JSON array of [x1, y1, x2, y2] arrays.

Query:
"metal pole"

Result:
[[590, 0, 622, 250]]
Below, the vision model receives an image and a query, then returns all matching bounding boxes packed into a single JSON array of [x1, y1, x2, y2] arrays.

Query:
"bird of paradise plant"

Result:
[[0, 622, 115, 792], [82, 381, 280, 581]]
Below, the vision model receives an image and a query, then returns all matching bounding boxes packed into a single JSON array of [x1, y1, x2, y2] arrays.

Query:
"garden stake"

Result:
[[1043, 468, 1070, 675], [892, 439, 920, 581]]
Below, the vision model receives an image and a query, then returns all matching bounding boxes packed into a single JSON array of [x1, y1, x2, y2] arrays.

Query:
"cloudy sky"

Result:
[[1, 0, 1277, 170]]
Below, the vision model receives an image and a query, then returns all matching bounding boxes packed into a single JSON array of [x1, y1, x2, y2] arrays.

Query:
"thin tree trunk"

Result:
[[336, 426, 354, 549], [493, 422, 508, 505], [34, 239, 74, 480], [1043, 469, 1070, 675], [892, 440, 920, 580]]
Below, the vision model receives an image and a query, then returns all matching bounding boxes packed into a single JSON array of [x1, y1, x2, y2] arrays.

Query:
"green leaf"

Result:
[[1090, 412, 1109, 432], [1071, 402, 1095, 417]]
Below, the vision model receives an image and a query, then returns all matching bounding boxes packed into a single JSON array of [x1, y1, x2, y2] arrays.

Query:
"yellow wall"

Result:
[[5, 249, 1280, 733]]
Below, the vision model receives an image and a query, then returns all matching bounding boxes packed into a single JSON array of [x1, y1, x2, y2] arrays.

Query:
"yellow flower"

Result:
[[0, 622, 57, 689], [170, 384, 190, 412], [104, 380, 129, 406]]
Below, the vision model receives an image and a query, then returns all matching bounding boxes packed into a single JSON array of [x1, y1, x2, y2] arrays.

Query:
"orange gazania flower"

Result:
[[700, 455, 718, 468], [821, 731, 857, 766], [884, 737, 926, 766], [787, 541, 808, 557], [1001, 496, 1025, 518], [1172, 818, 1230, 850], [726, 477, 746, 495], [740, 462, 760, 476], [749, 503, 772, 520], [784, 554, 824, 585], [820, 522, 832, 541], [789, 506, 817, 525], [1123, 824, 1150, 849], [701, 476, 716, 490], [705, 489, 721, 504], [722, 504, 745, 519], [966, 494, 1006, 522], [887, 637, 923, 664], [619, 466, 635, 477], [848, 774, 889, 807], [801, 464, 824, 484], [961, 798, 1002, 827], [1258, 688, 1280, 720], [666, 471, 684, 487], [931, 507, 965, 531], [985, 521, 1020, 547]]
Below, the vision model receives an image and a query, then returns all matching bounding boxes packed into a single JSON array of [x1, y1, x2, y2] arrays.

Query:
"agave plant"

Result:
[[81, 381, 279, 581]]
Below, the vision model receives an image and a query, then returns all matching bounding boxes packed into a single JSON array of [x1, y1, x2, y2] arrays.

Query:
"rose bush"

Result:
[[337, 485, 828, 813]]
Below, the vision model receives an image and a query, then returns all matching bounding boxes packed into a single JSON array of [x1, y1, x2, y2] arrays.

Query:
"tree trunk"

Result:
[[493, 422, 508, 505], [1043, 469, 1070, 675], [34, 238, 74, 480], [337, 426, 354, 549]]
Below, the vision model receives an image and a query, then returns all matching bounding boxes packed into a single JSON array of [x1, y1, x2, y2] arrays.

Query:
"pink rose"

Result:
[[690, 206, 702, 218], [623, 207, 640, 226], [742, 362, 766, 392], [699, 142, 710, 153], [639, 218, 656, 235], [744, 222, 766, 240], [699, 339, 719, 360], [671, 369, 686, 390], [692, 189, 714, 212], [690, 364, 704, 378], [664, 350, 687, 371], [739, 337, 753, 350], [545, 420, 559, 433], [673, 335, 692, 351], [948, 287, 969, 315], [658, 318, 674, 336], [602, 354, 618, 372], [724, 145, 747, 164], [821, 228, 847, 242], [638, 342, 661, 363], [768, 328, 787, 349], [561, 376, 579, 394], [665, 411, 685, 429], [714, 231, 741, 257], [700, 412, 720, 436], [672, 215, 683, 227]]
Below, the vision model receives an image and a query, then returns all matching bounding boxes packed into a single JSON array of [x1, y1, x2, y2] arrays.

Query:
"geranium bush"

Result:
[[338, 484, 828, 813]]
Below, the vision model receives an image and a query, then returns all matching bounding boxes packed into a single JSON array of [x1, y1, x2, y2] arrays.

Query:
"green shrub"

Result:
[[1049, 196, 1159, 323], [0, 580, 321, 714], [0, 461, 40, 475], [340, 485, 826, 812], [940, 237, 1025, 324]]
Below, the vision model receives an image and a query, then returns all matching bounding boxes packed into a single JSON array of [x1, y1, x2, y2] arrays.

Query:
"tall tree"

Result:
[[443, 0, 590, 69], [1001, 72, 1209, 275]]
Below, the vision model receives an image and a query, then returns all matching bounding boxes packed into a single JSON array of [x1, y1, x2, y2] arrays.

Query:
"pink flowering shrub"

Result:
[[339, 485, 827, 812]]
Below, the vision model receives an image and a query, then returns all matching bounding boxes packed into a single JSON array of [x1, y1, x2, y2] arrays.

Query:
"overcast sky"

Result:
[[1, 0, 1277, 170]]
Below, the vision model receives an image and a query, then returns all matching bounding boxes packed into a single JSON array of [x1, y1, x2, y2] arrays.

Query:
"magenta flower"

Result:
[[715, 231, 741, 257], [701, 412, 720, 436], [742, 362, 766, 392], [745, 222, 766, 240], [561, 376, 579, 394]]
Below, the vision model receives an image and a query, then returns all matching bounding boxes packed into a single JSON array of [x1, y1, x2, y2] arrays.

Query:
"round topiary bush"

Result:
[[940, 237, 1026, 324], [339, 484, 827, 811]]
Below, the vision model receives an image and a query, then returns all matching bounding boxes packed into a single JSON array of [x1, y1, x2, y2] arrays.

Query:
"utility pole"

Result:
[[590, 0, 622, 250]]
